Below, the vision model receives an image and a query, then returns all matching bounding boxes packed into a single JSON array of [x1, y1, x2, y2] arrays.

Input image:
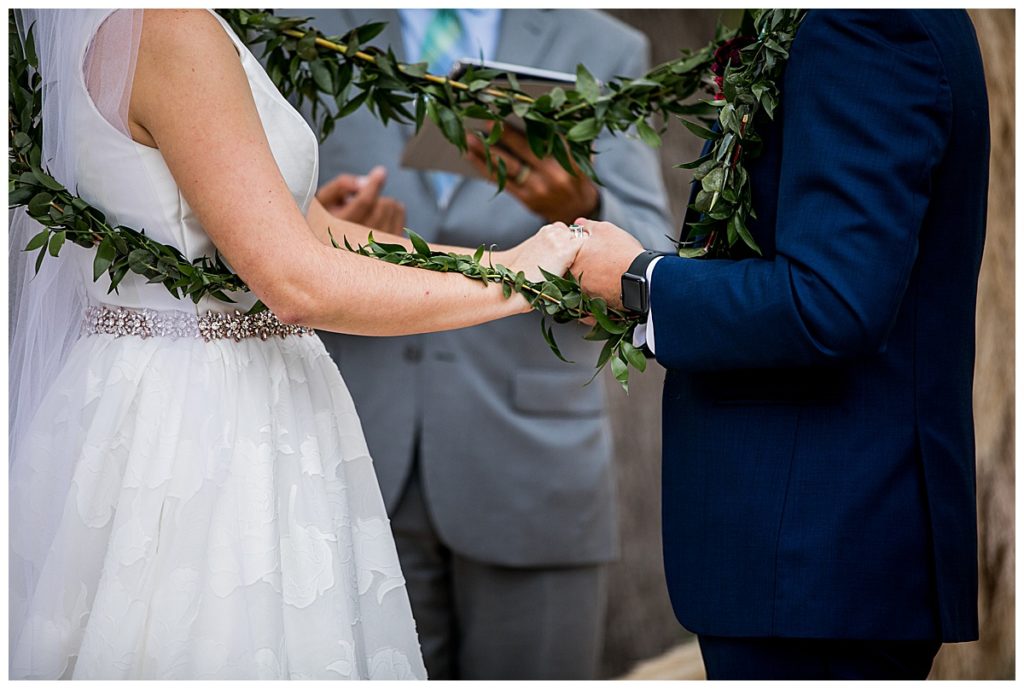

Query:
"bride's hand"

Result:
[[498, 222, 587, 286]]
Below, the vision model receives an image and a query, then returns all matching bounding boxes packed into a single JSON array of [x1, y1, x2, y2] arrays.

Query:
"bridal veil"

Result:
[[9, 7, 146, 655]]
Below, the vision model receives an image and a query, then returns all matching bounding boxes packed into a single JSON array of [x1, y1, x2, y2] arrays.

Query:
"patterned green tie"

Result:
[[420, 9, 464, 75], [419, 10, 465, 204]]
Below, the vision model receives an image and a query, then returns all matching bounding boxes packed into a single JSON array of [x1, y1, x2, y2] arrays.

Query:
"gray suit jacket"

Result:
[[298, 8, 673, 567]]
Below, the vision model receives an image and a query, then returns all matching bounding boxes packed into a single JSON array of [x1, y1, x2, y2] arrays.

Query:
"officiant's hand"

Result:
[[465, 124, 600, 224], [317, 165, 406, 236], [569, 217, 644, 310]]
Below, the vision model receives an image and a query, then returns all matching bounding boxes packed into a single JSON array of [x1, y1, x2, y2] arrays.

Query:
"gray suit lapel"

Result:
[[495, 9, 560, 69]]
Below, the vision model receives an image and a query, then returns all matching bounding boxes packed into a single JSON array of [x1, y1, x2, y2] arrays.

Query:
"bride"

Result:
[[9, 9, 587, 679]]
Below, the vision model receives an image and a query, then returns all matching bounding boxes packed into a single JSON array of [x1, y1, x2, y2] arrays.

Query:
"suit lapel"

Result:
[[495, 10, 559, 71]]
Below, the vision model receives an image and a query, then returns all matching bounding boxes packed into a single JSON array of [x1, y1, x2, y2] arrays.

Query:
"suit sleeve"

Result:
[[649, 10, 952, 371], [592, 32, 676, 252]]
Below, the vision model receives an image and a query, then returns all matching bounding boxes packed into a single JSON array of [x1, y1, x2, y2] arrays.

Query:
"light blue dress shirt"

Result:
[[399, 9, 503, 73], [398, 10, 503, 207]]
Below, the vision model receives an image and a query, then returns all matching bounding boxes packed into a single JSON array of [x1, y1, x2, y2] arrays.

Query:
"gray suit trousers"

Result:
[[391, 466, 608, 680]]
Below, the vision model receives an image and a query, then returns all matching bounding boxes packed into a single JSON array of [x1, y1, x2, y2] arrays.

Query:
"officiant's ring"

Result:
[[514, 165, 532, 185]]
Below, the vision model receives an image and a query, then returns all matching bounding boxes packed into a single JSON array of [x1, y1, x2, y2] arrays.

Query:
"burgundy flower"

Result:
[[713, 35, 755, 70], [708, 35, 754, 101]]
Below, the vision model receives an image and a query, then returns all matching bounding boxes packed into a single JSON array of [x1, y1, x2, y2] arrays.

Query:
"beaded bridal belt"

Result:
[[83, 305, 313, 341]]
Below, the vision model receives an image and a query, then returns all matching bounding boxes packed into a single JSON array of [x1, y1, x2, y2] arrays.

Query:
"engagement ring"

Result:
[[514, 165, 532, 185], [567, 223, 589, 238]]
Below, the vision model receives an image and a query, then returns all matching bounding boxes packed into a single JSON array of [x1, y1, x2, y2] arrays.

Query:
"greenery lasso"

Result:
[[8, 9, 805, 391]]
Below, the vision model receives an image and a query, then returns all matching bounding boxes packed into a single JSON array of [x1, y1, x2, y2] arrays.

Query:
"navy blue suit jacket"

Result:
[[654, 10, 988, 641]]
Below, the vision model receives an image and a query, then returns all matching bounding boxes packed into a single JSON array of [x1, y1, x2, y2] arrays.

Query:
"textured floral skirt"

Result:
[[10, 331, 426, 679]]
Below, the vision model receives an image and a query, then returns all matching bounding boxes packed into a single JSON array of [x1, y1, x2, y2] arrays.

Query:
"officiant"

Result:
[[296, 8, 673, 680]]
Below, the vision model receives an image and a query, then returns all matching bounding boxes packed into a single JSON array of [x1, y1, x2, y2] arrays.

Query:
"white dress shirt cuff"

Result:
[[631, 256, 664, 354]]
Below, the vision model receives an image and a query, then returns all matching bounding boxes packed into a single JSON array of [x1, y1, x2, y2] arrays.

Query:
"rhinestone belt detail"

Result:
[[83, 305, 313, 341]]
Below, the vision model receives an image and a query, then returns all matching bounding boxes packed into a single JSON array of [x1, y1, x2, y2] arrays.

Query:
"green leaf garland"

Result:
[[8, 8, 807, 390]]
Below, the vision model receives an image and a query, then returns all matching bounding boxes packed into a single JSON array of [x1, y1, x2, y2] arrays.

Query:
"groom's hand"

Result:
[[317, 165, 406, 236], [570, 218, 644, 310], [464, 123, 600, 224]]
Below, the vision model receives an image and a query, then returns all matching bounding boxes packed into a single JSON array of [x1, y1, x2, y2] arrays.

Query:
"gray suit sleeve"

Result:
[[591, 33, 676, 252]]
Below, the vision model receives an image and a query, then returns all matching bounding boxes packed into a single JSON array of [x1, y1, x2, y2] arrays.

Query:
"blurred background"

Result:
[[599, 8, 1015, 681]]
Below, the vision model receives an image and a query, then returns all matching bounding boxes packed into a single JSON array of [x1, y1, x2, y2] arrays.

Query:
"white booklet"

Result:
[[400, 59, 578, 178]]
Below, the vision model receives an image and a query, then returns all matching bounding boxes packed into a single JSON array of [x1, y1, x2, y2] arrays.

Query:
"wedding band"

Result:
[[514, 165, 532, 185]]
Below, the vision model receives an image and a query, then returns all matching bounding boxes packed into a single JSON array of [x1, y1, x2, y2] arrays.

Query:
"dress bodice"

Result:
[[67, 10, 319, 314]]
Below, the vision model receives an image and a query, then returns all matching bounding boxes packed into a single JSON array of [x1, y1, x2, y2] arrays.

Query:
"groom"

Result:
[[571, 10, 989, 679]]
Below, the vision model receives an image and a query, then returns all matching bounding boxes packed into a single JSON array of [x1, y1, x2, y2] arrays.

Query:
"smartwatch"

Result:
[[621, 250, 672, 316]]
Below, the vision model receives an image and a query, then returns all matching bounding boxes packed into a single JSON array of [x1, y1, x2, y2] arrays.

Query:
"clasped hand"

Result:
[[504, 218, 645, 314], [507, 217, 646, 316], [565, 217, 645, 311]]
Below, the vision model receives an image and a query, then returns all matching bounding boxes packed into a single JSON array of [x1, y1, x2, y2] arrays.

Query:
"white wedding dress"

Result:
[[9, 10, 427, 680]]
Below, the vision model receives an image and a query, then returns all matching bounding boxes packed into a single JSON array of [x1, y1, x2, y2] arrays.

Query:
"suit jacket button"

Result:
[[403, 344, 423, 363]]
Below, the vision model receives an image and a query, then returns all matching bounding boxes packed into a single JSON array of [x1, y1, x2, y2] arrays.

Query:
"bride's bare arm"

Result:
[[128, 10, 583, 335]]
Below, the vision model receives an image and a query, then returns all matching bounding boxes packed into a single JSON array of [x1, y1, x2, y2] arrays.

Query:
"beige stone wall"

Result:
[[599, 9, 1015, 680]]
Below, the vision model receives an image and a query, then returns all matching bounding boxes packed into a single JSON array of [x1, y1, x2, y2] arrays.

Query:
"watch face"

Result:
[[621, 277, 645, 313]]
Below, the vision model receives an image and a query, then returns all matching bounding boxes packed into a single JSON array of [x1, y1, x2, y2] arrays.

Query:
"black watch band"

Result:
[[620, 250, 671, 316]]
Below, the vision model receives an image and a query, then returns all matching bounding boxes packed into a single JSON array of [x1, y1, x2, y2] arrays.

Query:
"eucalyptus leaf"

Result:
[[575, 64, 600, 103], [621, 341, 647, 373], [93, 236, 117, 280], [407, 230, 431, 257], [336, 89, 370, 118], [677, 245, 709, 258], [296, 30, 317, 60], [47, 230, 66, 257], [636, 119, 662, 147], [701, 166, 725, 193], [584, 324, 613, 341], [24, 229, 49, 252], [309, 59, 333, 92], [680, 119, 722, 141], [596, 338, 616, 369], [355, 21, 388, 44], [675, 152, 713, 170], [541, 319, 574, 363], [27, 191, 52, 216], [33, 169, 64, 191], [566, 118, 601, 142], [590, 304, 628, 335], [671, 50, 711, 74], [610, 355, 630, 394]]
